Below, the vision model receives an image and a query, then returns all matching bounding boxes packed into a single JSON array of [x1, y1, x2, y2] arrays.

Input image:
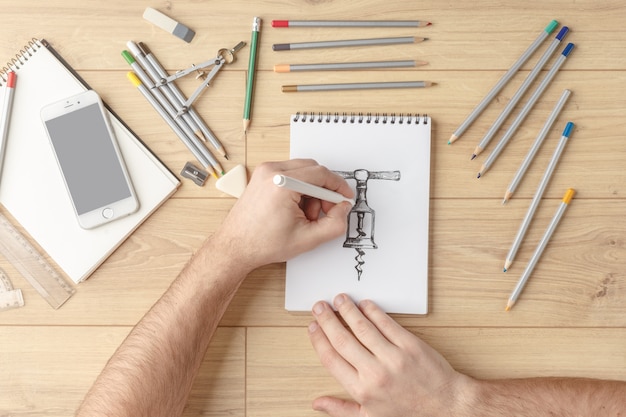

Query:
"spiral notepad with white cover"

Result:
[[286, 112, 431, 314], [0, 39, 179, 283]]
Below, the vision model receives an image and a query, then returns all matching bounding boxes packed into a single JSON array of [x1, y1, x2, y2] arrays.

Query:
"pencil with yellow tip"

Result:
[[126, 71, 220, 178], [505, 188, 575, 311]]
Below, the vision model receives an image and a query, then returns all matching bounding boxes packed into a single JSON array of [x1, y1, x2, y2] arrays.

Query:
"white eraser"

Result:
[[143, 7, 196, 43], [215, 164, 248, 198]]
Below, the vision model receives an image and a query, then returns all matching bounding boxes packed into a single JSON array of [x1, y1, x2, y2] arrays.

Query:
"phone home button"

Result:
[[102, 208, 114, 219]]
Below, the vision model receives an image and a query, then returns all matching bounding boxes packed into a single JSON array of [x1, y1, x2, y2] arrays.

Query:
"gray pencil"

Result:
[[503, 89, 571, 204], [272, 19, 431, 28], [506, 188, 575, 311], [274, 60, 425, 72], [127, 71, 216, 178], [126, 43, 223, 175], [282, 81, 434, 92], [122, 50, 211, 166], [503, 121, 574, 273], [136, 42, 228, 160], [476, 43, 574, 179], [126, 42, 204, 143], [449, 20, 559, 144], [273, 36, 424, 51], [471, 26, 569, 159]]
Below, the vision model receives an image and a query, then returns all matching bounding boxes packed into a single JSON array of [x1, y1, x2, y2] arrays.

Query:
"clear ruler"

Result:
[[0, 211, 75, 309], [0, 267, 24, 311]]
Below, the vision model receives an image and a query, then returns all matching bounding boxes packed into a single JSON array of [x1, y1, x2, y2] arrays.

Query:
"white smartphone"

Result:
[[41, 90, 139, 229]]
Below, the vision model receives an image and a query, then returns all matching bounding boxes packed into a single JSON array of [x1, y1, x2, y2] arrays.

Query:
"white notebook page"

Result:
[[286, 113, 431, 314]]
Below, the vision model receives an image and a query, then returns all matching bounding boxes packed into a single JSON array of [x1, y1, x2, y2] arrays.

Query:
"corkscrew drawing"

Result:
[[334, 169, 401, 280]]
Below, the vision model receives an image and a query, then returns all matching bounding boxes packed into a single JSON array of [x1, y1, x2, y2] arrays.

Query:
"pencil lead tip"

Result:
[[502, 199, 507, 205], [426, 22, 432, 26], [423, 37, 429, 41], [505, 305, 511, 312], [447, 141, 451, 145], [477, 173, 481, 179], [503, 268, 507, 273], [470, 154, 477, 160]]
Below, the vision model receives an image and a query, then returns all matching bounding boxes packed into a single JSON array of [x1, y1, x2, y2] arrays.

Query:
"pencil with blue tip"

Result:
[[477, 42, 574, 179], [504, 121, 575, 272], [471, 26, 569, 160]]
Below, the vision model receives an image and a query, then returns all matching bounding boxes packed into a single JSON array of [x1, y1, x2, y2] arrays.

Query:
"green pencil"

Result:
[[243, 17, 261, 133]]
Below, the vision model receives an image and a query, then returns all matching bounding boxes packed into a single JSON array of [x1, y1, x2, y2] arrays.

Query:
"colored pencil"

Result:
[[471, 26, 569, 159], [504, 121, 574, 273], [282, 81, 434, 93], [477, 43, 574, 179], [274, 60, 425, 72], [0, 71, 17, 183], [506, 188, 575, 311], [272, 20, 431, 28], [449, 20, 559, 145], [503, 89, 571, 204], [243, 17, 261, 134], [273, 36, 425, 51]]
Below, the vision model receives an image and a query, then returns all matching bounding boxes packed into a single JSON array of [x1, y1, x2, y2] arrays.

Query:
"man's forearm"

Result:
[[470, 377, 626, 416], [76, 237, 250, 417]]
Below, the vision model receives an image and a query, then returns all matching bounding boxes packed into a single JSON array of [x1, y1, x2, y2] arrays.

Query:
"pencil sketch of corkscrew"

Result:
[[333, 169, 401, 281]]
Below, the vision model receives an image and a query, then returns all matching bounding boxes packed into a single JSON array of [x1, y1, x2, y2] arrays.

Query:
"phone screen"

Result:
[[44, 103, 132, 215]]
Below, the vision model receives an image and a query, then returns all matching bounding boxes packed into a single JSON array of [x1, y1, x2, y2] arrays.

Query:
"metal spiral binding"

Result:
[[293, 112, 429, 124], [0, 38, 41, 86]]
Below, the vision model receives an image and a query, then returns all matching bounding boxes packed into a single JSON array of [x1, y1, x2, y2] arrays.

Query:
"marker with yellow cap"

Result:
[[505, 188, 576, 311]]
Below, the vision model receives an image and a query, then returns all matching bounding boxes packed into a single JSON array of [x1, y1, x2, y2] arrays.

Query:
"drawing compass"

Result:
[[153, 41, 246, 116]]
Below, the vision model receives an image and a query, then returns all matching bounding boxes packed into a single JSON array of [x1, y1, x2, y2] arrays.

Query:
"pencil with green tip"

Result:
[[449, 19, 559, 145], [471, 26, 569, 159], [506, 188, 575, 311], [243, 17, 261, 134], [126, 71, 219, 178]]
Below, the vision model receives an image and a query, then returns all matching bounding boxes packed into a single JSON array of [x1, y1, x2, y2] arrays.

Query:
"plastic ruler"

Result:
[[0, 267, 24, 311], [0, 211, 75, 309]]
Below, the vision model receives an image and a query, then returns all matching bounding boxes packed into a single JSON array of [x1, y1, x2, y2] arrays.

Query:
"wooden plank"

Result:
[[227, 199, 626, 327], [0, 327, 245, 416], [247, 326, 626, 417], [0, 1, 624, 70], [2, 198, 624, 327]]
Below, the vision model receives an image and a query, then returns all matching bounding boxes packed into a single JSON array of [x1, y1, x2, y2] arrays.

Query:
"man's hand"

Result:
[[215, 159, 354, 272], [308, 294, 475, 417]]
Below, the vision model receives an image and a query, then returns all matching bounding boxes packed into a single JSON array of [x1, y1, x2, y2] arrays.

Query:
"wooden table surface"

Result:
[[1, 0, 625, 415]]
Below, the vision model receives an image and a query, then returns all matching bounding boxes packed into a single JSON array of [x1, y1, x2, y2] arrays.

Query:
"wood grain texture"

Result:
[[0, 0, 624, 415]]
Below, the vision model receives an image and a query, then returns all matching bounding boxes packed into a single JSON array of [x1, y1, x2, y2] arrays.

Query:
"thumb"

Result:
[[312, 396, 361, 417]]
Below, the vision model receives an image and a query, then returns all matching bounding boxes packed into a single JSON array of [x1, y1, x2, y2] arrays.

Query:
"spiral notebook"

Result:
[[286, 112, 431, 314], [0, 39, 180, 283]]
